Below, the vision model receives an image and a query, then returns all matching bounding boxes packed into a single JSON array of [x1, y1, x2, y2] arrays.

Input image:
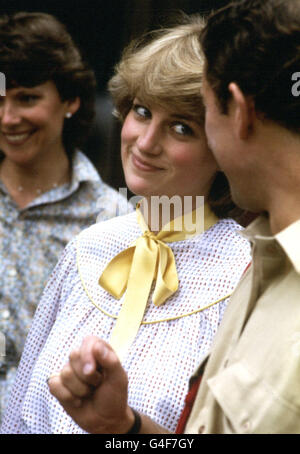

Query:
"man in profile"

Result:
[[183, 0, 300, 433]]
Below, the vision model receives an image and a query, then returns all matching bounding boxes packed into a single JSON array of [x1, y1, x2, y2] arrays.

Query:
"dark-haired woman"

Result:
[[0, 11, 131, 420]]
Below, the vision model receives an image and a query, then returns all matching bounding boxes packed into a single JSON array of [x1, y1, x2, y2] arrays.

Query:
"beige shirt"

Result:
[[185, 215, 300, 434]]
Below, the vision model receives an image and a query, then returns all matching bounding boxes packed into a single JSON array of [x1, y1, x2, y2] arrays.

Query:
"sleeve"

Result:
[[0, 238, 78, 434]]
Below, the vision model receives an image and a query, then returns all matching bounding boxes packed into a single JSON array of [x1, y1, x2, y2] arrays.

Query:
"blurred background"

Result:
[[0, 0, 231, 193]]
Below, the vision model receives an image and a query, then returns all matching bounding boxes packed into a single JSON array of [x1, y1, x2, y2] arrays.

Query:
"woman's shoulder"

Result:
[[214, 217, 246, 234], [207, 217, 247, 236], [204, 217, 251, 255], [74, 211, 140, 282], [183, 217, 250, 259], [77, 210, 138, 244]]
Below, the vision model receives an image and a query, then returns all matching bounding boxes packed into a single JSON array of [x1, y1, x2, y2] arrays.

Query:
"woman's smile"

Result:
[[131, 152, 165, 172], [1, 130, 35, 146]]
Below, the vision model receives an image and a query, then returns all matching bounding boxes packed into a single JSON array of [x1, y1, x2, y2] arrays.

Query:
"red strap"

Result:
[[175, 375, 202, 434], [243, 261, 251, 274]]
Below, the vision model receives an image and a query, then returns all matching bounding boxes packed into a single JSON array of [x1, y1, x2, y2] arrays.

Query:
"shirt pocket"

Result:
[[207, 361, 300, 434]]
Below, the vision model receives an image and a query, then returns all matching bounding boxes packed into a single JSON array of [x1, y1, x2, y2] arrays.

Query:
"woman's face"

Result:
[[0, 81, 79, 166], [121, 99, 218, 201]]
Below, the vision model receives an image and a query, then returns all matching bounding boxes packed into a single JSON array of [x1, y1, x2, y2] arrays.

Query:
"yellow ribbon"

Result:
[[99, 202, 218, 360]]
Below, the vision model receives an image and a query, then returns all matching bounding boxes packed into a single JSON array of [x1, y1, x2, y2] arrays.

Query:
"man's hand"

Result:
[[47, 336, 135, 433]]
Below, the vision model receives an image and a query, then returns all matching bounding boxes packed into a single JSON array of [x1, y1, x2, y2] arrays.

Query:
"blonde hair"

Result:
[[109, 14, 245, 222], [108, 15, 206, 124]]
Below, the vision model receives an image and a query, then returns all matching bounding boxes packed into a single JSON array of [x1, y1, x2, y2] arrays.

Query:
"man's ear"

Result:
[[228, 83, 255, 140]]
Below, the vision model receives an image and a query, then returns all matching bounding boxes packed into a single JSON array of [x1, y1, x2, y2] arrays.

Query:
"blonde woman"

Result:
[[1, 15, 250, 434]]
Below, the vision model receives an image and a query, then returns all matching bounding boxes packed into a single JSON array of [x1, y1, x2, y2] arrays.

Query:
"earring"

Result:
[[65, 112, 72, 118]]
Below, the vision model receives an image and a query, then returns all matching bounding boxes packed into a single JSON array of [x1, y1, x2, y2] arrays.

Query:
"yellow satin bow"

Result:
[[99, 202, 218, 360]]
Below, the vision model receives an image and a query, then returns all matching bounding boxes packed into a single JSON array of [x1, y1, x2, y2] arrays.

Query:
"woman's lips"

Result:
[[131, 154, 164, 172], [2, 131, 34, 145]]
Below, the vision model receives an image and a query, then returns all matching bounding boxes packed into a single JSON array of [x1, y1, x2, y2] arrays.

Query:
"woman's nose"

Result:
[[0, 102, 21, 127], [136, 123, 163, 155]]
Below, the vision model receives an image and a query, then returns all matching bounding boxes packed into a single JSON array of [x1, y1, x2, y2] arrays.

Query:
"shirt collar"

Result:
[[70, 149, 101, 189], [0, 149, 101, 193], [241, 214, 272, 240], [241, 214, 300, 274], [275, 219, 300, 274], [0, 150, 102, 209]]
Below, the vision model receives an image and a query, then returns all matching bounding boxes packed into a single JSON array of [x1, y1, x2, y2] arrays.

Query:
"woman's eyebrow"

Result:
[[169, 113, 201, 125]]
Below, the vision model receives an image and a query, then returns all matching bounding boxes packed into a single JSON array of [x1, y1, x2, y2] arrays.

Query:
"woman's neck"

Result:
[[0, 152, 71, 209]]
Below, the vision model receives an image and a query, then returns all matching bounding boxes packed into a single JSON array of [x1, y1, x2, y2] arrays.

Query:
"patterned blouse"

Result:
[[0, 150, 133, 420], [0, 211, 251, 433]]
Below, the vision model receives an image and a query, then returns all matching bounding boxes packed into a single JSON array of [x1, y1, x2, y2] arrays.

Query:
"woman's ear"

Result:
[[66, 96, 81, 116], [228, 82, 255, 140]]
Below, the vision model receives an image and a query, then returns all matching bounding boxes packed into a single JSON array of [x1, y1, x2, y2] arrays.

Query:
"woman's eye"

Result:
[[133, 104, 150, 119], [19, 94, 40, 104], [173, 122, 193, 136]]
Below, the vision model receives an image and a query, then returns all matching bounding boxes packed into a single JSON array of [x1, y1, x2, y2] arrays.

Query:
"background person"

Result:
[[0, 11, 131, 420], [1, 16, 250, 434]]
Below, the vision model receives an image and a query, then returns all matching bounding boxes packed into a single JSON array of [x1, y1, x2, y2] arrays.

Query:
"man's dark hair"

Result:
[[200, 0, 300, 133]]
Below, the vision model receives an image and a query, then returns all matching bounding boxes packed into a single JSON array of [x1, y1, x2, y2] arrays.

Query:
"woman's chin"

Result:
[[125, 178, 152, 198]]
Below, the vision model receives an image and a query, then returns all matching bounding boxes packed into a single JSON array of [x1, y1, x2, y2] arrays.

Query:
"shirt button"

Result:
[[7, 268, 17, 277], [198, 425, 205, 433], [2, 310, 10, 319], [242, 420, 251, 431]]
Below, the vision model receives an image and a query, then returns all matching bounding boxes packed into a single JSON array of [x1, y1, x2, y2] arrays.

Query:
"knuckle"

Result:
[[62, 390, 77, 405], [82, 335, 98, 347], [76, 383, 91, 398], [60, 364, 73, 383], [69, 349, 80, 362], [107, 350, 121, 367]]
